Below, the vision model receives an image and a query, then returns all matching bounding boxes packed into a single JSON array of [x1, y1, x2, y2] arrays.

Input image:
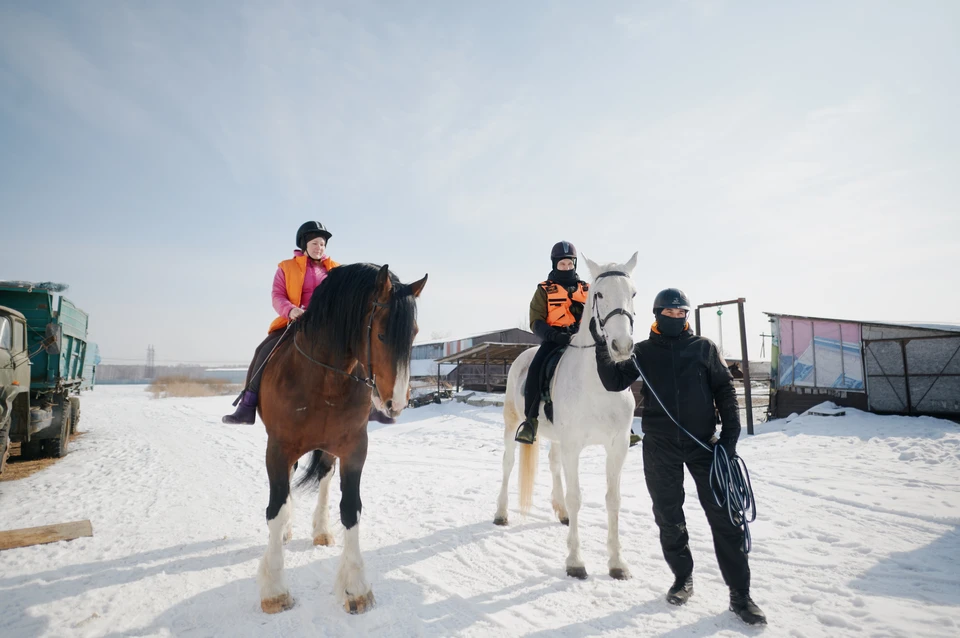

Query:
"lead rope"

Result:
[[633, 362, 757, 553]]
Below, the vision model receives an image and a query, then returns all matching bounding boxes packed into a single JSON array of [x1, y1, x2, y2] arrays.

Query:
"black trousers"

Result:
[[523, 340, 562, 420], [245, 330, 285, 394], [642, 432, 750, 591]]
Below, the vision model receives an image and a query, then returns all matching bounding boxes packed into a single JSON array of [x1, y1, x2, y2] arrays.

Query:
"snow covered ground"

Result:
[[1, 385, 958, 637]]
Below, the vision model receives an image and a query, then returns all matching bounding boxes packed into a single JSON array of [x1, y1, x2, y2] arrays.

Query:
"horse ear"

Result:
[[583, 255, 601, 280], [624, 251, 638, 274], [409, 274, 428, 298], [376, 264, 393, 296]]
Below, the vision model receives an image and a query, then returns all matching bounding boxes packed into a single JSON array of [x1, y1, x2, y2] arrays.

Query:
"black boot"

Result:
[[730, 589, 766, 625], [515, 417, 538, 444], [666, 574, 693, 606], [222, 391, 258, 424]]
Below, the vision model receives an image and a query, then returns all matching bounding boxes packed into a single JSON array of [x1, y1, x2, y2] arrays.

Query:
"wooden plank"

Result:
[[0, 519, 93, 551]]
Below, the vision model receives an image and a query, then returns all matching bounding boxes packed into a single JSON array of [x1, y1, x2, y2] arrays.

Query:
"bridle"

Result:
[[592, 270, 635, 334], [566, 269, 635, 350], [294, 297, 390, 400]]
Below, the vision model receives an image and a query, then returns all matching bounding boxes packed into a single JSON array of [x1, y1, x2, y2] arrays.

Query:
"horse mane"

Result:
[[298, 263, 417, 368]]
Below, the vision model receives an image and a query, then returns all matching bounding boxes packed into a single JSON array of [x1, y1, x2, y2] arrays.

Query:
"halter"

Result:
[[592, 270, 635, 334], [294, 298, 390, 399]]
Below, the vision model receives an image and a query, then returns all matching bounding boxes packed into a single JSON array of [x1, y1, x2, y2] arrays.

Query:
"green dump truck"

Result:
[[0, 281, 99, 472]]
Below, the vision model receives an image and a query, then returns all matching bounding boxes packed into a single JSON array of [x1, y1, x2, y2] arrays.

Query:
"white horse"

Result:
[[494, 254, 638, 580]]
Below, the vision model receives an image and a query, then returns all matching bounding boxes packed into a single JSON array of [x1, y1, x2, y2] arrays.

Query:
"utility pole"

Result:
[[146, 345, 156, 380]]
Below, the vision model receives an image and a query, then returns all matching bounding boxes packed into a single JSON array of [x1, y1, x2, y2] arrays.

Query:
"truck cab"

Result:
[[0, 306, 31, 472]]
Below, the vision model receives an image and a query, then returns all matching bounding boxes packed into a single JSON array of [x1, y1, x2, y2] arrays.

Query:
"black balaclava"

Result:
[[550, 254, 578, 287], [656, 310, 688, 337], [550, 266, 578, 287]]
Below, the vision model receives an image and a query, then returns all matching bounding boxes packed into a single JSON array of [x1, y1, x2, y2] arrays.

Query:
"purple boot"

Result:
[[222, 391, 258, 424]]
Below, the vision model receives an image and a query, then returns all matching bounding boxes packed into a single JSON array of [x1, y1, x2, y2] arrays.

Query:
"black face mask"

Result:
[[657, 313, 688, 337], [550, 268, 578, 286]]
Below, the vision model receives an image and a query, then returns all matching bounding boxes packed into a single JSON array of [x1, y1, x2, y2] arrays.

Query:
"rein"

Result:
[[293, 299, 390, 397]]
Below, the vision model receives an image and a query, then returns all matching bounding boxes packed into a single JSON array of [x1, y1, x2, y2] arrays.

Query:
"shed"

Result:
[[435, 342, 538, 392], [766, 313, 960, 420]]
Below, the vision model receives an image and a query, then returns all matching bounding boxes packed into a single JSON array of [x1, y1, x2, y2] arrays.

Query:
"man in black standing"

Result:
[[592, 288, 766, 626]]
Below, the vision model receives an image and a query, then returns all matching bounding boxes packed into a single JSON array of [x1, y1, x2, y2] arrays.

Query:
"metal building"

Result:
[[766, 313, 960, 420]]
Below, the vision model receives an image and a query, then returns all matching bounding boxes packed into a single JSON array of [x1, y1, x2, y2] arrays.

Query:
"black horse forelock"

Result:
[[298, 263, 417, 368]]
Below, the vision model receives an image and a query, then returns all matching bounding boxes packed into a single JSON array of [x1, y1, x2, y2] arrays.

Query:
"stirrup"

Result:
[[515, 422, 536, 444]]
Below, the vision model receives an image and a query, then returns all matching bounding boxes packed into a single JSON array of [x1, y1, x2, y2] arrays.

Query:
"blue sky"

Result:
[[1, 0, 957, 366]]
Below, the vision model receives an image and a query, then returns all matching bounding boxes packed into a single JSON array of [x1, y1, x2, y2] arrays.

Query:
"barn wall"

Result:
[[864, 334, 960, 416]]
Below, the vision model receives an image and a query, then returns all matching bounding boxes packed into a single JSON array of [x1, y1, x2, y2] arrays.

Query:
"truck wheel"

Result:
[[49, 400, 71, 458], [69, 397, 81, 434], [21, 439, 43, 460]]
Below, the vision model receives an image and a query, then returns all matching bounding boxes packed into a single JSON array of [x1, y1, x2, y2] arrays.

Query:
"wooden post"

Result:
[[484, 350, 490, 393], [695, 307, 701, 336], [737, 299, 754, 435], [456, 359, 461, 393]]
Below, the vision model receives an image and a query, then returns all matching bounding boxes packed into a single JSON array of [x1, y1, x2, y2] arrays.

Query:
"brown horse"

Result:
[[255, 262, 427, 614]]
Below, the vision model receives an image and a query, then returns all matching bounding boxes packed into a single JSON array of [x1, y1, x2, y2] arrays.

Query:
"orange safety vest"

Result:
[[539, 280, 589, 328], [268, 255, 340, 333]]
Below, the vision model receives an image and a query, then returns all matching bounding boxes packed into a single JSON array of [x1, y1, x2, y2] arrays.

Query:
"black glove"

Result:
[[551, 330, 572, 346], [716, 435, 738, 458], [566, 322, 580, 334]]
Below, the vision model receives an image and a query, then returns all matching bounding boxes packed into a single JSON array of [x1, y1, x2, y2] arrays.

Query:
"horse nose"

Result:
[[385, 399, 394, 412], [612, 339, 632, 356]]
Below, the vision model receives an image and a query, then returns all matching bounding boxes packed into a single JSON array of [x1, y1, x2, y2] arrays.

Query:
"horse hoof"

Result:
[[261, 593, 295, 614], [493, 516, 508, 526], [344, 591, 376, 614], [559, 517, 570, 526], [313, 533, 335, 546], [566, 566, 588, 580], [610, 567, 632, 580]]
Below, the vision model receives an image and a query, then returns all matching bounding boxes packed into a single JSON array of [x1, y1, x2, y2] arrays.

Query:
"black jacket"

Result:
[[596, 328, 741, 447]]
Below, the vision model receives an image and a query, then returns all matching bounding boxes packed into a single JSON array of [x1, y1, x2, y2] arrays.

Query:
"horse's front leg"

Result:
[[311, 452, 337, 546], [258, 439, 296, 613], [335, 443, 375, 614], [549, 442, 568, 525], [562, 446, 587, 579], [605, 439, 631, 580]]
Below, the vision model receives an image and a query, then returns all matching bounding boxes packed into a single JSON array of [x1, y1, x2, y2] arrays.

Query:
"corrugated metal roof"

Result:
[[435, 342, 537, 364], [764, 312, 960, 334], [413, 327, 534, 347]]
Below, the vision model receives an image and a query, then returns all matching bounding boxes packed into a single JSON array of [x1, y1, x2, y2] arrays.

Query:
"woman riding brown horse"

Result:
[[223, 220, 339, 424], [255, 261, 427, 615]]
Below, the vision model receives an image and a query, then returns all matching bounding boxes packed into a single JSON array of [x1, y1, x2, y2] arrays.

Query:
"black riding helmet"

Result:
[[296, 221, 333, 252], [550, 241, 577, 270], [652, 288, 691, 315]]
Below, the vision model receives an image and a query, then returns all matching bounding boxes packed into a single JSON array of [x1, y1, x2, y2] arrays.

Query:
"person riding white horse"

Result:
[[495, 253, 639, 581], [515, 241, 640, 447]]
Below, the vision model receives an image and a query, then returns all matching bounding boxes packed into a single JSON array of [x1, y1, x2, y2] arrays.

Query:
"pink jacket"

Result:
[[272, 250, 332, 318]]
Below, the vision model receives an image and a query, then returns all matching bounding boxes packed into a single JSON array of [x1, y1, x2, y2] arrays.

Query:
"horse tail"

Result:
[[295, 450, 334, 489], [518, 437, 539, 516]]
